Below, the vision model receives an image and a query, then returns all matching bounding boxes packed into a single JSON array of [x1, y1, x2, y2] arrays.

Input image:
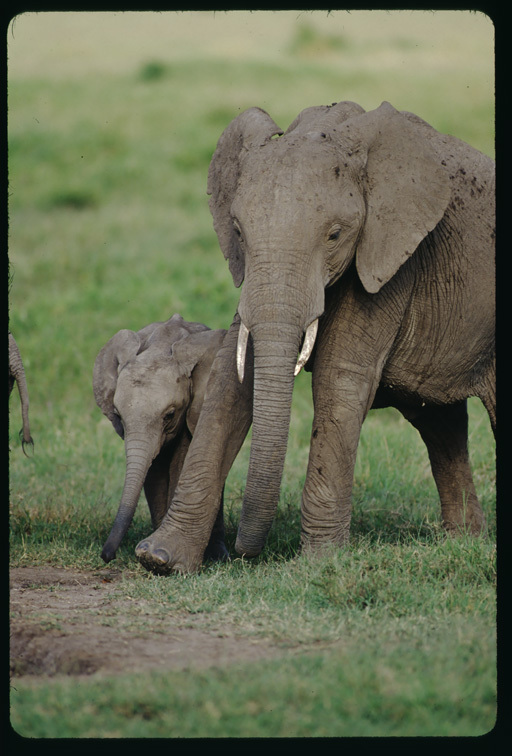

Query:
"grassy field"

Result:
[[8, 11, 496, 739]]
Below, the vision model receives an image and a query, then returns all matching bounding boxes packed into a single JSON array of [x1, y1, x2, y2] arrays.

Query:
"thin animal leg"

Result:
[[402, 400, 486, 535]]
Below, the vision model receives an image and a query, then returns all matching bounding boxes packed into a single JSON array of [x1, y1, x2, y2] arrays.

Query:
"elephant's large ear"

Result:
[[347, 102, 452, 294], [207, 108, 283, 288], [171, 329, 227, 434], [93, 329, 141, 437]]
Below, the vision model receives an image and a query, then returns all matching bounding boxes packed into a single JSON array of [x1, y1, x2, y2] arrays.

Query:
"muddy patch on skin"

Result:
[[10, 566, 285, 683]]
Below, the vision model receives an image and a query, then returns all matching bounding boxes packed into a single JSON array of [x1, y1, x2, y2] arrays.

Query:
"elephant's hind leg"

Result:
[[402, 400, 486, 535]]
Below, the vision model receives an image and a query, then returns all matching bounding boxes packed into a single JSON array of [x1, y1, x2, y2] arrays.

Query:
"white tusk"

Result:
[[294, 319, 319, 376], [237, 321, 250, 383]]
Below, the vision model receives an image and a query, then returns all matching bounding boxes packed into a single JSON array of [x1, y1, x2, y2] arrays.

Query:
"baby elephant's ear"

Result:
[[93, 329, 141, 436], [171, 329, 227, 434]]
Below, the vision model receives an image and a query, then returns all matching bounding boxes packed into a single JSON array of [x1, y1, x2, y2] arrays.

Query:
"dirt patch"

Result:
[[10, 566, 285, 684]]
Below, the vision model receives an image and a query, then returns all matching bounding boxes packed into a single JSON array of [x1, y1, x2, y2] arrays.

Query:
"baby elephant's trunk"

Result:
[[101, 432, 152, 563]]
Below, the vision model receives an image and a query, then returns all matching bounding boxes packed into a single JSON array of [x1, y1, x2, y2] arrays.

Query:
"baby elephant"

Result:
[[93, 314, 227, 563]]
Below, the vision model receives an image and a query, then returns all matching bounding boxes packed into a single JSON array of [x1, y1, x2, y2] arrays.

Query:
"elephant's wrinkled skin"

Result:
[[93, 314, 229, 563], [9, 332, 34, 455], [136, 101, 495, 574]]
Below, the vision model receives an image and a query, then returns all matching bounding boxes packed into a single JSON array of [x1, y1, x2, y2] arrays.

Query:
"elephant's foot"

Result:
[[203, 539, 230, 563], [299, 519, 351, 554], [135, 541, 175, 575], [442, 507, 487, 537], [135, 531, 203, 575]]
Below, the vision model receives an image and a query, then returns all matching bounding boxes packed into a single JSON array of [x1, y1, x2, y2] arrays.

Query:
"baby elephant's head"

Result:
[[112, 354, 191, 445]]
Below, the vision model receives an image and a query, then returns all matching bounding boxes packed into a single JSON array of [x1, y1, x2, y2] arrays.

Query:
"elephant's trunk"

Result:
[[8, 334, 33, 455], [17, 371, 33, 455], [233, 239, 323, 557], [101, 432, 154, 563], [235, 316, 307, 557]]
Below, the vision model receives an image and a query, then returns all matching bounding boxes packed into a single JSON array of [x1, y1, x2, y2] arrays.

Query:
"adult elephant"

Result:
[[136, 100, 495, 574]]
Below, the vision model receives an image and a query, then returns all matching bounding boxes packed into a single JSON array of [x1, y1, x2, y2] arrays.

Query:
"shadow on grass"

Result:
[[221, 487, 495, 567], [9, 487, 494, 571]]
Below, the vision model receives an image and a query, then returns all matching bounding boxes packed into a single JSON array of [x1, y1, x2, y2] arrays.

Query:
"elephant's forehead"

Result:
[[238, 137, 340, 204], [119, 360, 174, 388]]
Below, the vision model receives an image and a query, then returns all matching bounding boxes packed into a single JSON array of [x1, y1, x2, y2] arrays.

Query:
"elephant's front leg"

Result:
[[300, 277, 400, 551], [135, 315, 253, 574], [143, 440, 183, 530], [301, 362, 375, 551]]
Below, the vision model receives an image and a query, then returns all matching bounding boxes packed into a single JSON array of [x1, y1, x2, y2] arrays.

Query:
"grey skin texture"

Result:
[[9, 332, 34, 455], [136, 101, 495, 575], [93, 314, 228, 563]]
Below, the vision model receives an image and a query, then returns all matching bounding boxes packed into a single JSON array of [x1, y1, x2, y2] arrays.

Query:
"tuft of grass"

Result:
[[45, 189, 98, 210], [138, 60, 168, 81], [289, 22, 350, 57], [311, 535, 496, 617]]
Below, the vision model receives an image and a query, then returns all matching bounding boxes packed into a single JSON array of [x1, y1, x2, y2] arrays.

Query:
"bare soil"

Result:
[[9, 566, 285, 685]]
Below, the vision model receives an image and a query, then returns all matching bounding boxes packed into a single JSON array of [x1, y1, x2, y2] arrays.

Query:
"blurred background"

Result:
[[8, 10, 495, 552]]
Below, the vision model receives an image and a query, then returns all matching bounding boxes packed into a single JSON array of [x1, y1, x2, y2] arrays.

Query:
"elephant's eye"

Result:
[[164, 409, 175, 424], [233, 220, 243, 242], [327, 227, 341, 242]]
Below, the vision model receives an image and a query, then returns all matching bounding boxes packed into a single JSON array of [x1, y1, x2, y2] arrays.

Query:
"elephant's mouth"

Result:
[[236, 318, 318, 384]]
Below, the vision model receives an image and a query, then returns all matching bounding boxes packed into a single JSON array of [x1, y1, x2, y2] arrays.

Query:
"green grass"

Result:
[[8, 10, 496, 739], [10, 611, 496, 737], [9, 538, 496, 737]]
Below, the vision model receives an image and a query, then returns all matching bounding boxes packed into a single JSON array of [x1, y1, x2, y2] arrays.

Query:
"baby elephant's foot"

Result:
[[203, 539, 230, 563], [135, 532, 201, 575]]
